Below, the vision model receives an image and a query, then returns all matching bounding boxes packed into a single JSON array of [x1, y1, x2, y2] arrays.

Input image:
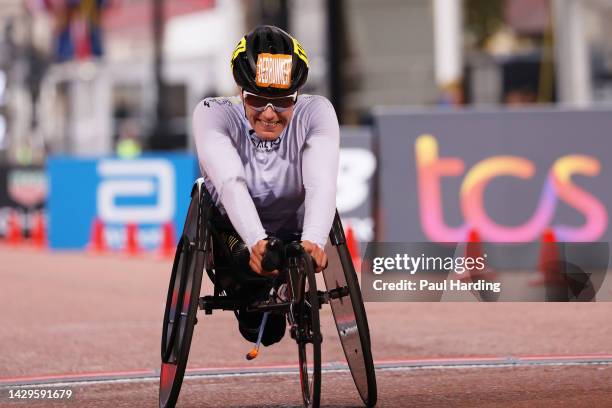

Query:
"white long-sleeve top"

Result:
[[192, 94, 339, 249]]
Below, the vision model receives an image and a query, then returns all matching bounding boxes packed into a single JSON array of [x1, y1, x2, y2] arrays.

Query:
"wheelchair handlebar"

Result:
[[261, 238, 318, 274], [261, 237, 283, 273]]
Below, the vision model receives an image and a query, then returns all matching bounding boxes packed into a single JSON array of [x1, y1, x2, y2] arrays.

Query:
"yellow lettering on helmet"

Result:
[[231, 37, 247, 68], [292, 37, 309, 68]]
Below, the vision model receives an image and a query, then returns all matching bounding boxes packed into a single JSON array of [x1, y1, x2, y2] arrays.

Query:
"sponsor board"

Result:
[[0, 165, 47, 237], [337, 127, 376, 248], [374, 108, 612, 243], [47, 154, 197, 250]]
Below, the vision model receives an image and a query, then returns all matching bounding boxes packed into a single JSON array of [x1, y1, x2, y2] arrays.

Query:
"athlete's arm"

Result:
[[192, 100, 267, 249], [301, 97, 340, 250]]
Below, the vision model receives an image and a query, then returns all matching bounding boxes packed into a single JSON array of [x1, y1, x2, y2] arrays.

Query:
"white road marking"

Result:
[[2, 356, 612, 388]]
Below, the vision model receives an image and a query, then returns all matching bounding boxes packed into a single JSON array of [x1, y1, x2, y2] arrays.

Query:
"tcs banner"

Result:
[[48, 154, 197, 249], [375, 108, 612, 243]]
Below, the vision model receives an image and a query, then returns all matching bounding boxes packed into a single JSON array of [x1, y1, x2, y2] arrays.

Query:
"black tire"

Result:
[[296, 258, 322, 408], [324, 227, 377, 407], [159, 186, 207, 408]]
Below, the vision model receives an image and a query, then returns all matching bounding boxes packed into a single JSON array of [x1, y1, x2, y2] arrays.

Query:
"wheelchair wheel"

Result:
[[159, 184, 208, 408], [159, 237, 204, 408], [324, 214, 377, 407], [295, 258, 322, 408]]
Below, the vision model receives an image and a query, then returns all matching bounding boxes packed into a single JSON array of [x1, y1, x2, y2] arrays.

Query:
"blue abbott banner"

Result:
[[48, 155, 198, 250], [373, 107, 612, 243]]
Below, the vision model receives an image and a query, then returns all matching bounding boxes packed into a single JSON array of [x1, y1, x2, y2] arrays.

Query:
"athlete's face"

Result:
[[242, 91, 295, 141]]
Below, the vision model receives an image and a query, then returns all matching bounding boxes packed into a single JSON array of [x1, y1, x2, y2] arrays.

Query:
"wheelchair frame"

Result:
[[159, 179, 377, 408]]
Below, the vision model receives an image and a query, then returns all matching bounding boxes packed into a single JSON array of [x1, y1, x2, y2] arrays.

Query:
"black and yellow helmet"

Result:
[[231, 25, 309, 97]]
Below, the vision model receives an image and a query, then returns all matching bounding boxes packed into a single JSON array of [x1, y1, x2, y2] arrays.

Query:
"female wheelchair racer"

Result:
[[159, 25, 377, 407]]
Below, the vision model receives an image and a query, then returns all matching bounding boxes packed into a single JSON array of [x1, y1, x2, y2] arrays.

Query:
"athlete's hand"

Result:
[[301, 240, 327, 273], [250, 240, 279, 277]]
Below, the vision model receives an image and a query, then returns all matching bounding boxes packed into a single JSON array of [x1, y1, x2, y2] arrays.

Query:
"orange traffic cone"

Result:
[[30, 212, 47, 248], [466, 229, 483, 258], [460, 228, 491, 281], [531, 228, 564, 286], [158, 222, 176, 258], [88, 218, 107, 253], [6, 211, 23, 246], [346, 225, 361, 272], [459, 228, 497, 281], [125, 223, 141, 256], [461, 228, 499, 301]]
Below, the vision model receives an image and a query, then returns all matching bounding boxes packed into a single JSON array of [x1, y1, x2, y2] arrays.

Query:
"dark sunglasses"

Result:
[[242, 90, 297, 112]]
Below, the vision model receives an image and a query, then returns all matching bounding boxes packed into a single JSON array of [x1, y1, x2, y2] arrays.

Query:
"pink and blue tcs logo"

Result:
[[416, 134, 608, 242]]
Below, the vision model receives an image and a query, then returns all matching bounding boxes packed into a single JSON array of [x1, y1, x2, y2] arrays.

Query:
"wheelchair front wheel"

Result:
[[294, 259, 322, 408]]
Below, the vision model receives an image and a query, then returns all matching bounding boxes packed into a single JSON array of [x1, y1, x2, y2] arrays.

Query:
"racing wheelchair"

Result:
[[159, 179, 377, 408]]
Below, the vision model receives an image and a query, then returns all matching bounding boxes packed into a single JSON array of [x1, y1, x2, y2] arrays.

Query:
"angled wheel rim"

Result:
[[323, 242, 377, 407], [159, 246, 204, 408], [161, 237, 190, 362]]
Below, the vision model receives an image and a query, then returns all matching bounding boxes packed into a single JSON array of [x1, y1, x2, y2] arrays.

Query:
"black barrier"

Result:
[[0, 165, 47, 237], [361, 242, 611, 302]]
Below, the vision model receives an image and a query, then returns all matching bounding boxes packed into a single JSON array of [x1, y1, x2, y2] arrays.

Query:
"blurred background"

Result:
[[3, 0, 612, 157], [1, 0, 612, 251], [3, 4, 612, 405]]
